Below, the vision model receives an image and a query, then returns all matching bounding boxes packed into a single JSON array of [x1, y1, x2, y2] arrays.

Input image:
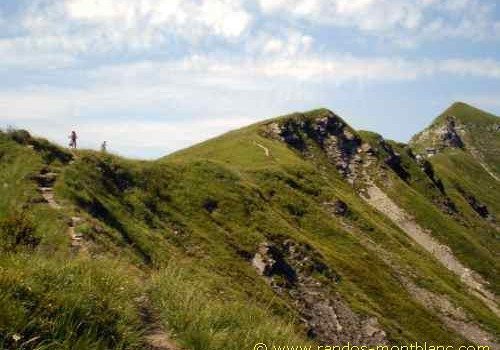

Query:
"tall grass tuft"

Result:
[[0, 255, 144, 350], [150, 266, 312, 350]]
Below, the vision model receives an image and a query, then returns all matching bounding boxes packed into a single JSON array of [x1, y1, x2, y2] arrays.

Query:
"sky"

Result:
[[1, 0, 500, 159]]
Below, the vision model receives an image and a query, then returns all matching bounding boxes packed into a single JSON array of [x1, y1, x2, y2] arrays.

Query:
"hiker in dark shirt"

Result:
[[69, 131, 78, 149]]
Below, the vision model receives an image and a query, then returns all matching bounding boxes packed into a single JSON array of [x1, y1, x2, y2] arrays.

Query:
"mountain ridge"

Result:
[[0, 102, 498, 349]]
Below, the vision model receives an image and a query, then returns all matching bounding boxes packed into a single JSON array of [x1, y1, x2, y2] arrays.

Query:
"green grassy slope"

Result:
[[358, 128, 499, 293], [409, 102, 500, 282], [1, 103, 499, 349], [164, 108, 499, 341], [411, 102, 500, 174], [0, 130, 313, 349], [0, 131, 147, 349]]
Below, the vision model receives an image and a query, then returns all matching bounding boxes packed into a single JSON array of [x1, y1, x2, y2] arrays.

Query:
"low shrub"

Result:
[[0, 211, 39, 252]]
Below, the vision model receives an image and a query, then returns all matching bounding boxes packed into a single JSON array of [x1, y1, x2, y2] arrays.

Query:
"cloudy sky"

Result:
[[1, 0, 500, 158]]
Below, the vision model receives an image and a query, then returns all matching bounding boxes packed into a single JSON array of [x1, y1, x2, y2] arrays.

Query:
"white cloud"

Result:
[[85, 54, 429, 86], [66, 0, 135, 21], [65, 0, 251, 40], [115, 55, 499, 83], [0, 37, 78, 70], [3, 53, 500, 157], [0, 0, 253, 63], [255, 56, 428, 81], [439, 59, 500, 79], [4, 55, 500, 122], [257, 0, 500, 43], [0, 89, 76, 120], [198, 1, 252, 38], [65, 0, 252, 38], [0, 85, 183, 121], [261, 31, 314, 56], [0, 0, 497, 70]]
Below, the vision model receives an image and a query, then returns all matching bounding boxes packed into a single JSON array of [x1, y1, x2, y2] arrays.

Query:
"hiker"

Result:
[[69, 131, 78, 149], [101, 141, 107, 153]]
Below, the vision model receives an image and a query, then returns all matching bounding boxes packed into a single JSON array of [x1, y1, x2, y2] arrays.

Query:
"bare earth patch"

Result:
[[362, 183, 499, 318]]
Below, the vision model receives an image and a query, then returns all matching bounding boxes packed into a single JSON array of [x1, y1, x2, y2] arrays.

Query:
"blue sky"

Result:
[[1, 0, 500, 158]]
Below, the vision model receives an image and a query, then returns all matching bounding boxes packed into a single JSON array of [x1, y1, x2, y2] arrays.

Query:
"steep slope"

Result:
[[165, 107, 499, 344], [410, 102, 500, 257], [0, 130, 308, 350], [0, 131, 148, 350], [411, 102, 500, 180], [1, 103, 499, 349]]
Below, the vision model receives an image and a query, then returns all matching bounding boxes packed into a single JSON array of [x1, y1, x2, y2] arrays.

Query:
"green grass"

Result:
[[411, 101, 500, 175], [0, 131, 147, 349], [407, 103, 500, 292], [150, 265, 312, 350], [0, 103, 499, 349], [0, 130, 314, 349], [0, 255, 144, 350]]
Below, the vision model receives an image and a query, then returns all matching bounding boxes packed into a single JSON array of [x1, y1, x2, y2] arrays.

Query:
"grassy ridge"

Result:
[[0, 130, 312, 349], [408, 103, 500, 291], [0, 102, 499, 348]]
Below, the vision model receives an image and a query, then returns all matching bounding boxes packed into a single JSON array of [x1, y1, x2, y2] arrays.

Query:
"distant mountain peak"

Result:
[[410, 102, 499, 154], [439, 101, 498, 124]]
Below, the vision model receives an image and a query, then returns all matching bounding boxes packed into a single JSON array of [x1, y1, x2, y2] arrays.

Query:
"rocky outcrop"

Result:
[[375, 140, 410, 182], [440, 117, 464, 149], [323, 199, 349, 216], [252, 239, 386, 345], [465, 195, 490, 219], [419, 160, 445, 192], [264, 111, 363, 180], [411, 116, 465, 153], [417, 159, 458, 214], [456, 187, 492, 220]]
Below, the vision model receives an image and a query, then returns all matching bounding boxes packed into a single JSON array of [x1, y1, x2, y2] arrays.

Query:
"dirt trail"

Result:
[[254, 141, 270, 157], [36, 169, 179, 349], [478, 162, 500, 182], [137, 295, 181, 350], [33, 156, 179, 349], [35, 169, 86, 252], [37, 172, 60, 209], [465, 144, 500, 182], [362, 183, 499, 317]]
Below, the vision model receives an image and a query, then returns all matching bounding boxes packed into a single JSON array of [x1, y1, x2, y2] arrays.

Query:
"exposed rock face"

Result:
[[377, 140, 410, 182], [323, 199, 349, 216], [411, 116, 465, 153], [419, 160, 445, 193], [252, 240, 386, 345], [459, 191, 491, 219], [275, 120, 308, 152], [252, 242, 298, 284], [467, 197, 490, 218], [440, 117, 464, 149], [417, 159, 458, 214], [265, 111, 363, 181]]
